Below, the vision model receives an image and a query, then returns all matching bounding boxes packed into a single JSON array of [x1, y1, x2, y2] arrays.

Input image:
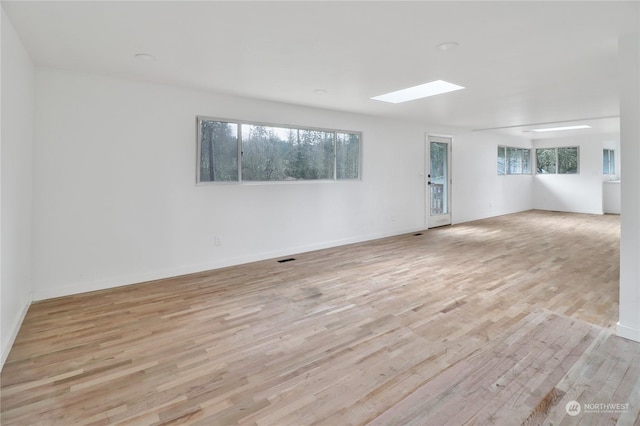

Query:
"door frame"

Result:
[[426, 134, 453, 229]]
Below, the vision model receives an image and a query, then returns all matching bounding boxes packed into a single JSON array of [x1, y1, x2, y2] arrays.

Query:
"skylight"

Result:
[[530, 125, 591, 133], [371, 80, 465, 104]]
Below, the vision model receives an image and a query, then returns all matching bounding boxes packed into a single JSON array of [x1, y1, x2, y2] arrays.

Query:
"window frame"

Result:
[[535, 146, 580, 175], [557, 146, 580, 174], [197, 118, 241, 184], [497, 145, 531, 175], [535, 147, 557, 174], [196, 116, 362, 184], [497, 146, 506, 175], [603, 148, 615, 175]]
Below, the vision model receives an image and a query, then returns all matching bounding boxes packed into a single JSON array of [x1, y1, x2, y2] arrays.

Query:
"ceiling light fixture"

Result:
[[371, 80, 465, 104], [530, 125, 592, 133], [134, 53, 155, 62], [436, 42, 459, 51], [313, 89, 327, 94]]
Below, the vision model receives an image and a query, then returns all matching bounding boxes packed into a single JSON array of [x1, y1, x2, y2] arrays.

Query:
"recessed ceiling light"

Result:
[[436, 42, 459, 51], [134, 53, 155, 62], [313, 89, 327, 94], [530, 125, 592, 132], [371, 80, 465, 104]]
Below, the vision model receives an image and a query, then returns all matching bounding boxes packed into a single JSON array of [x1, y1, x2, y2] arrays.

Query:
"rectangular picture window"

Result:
[[197, 117, 361, 183], [498, 145, 530, 175], [535, 146, 579, 174]]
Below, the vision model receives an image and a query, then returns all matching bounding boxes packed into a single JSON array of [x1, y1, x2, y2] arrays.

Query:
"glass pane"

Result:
[[497, 146, 506, 175], [536, 148, 556, 174], [558, 147, 579, 174], [199, 120, 238, 182], [507, 147, 522, 174], [610, 151, 614, 174], [241, 125, 334, 181], [336, 133, 360, 179], [296, 129, 335, 180], [522, 149, 531, 174], [603, 149, 615, 175], [430, 142, 448, 215]]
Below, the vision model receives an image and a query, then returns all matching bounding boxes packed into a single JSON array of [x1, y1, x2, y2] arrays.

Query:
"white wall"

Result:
[[618, 32, 640, 343], [452, 135, 532, 224], [31, 68, 427, 300], [32, 68, 532, 301], [532, 134, 614, 215], [1, 9, 35, 368]]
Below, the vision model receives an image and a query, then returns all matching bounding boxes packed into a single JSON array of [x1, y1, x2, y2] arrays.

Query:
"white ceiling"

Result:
[[3, 1, 638, 138]]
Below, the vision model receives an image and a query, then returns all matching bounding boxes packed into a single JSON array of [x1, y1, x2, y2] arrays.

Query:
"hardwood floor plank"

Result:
[[2, 210, 637, 425]]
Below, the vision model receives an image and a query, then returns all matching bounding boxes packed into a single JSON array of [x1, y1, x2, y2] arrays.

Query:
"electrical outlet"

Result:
[[214, 236, 221, 246]]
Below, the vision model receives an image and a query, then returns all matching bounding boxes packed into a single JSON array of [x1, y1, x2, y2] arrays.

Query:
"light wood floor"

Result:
[[2, 210, 638, 425]]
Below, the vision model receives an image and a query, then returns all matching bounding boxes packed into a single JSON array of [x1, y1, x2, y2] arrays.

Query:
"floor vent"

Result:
[[413, 233, 423, 236], [277, 258, 296, 263]]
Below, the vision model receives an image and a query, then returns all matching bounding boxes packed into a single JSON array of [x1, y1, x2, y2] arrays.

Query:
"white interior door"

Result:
[[427, 135, 452, 228]]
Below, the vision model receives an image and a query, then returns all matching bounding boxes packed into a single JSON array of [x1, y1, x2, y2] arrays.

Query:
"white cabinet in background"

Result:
[[603, 181, 621, 214]]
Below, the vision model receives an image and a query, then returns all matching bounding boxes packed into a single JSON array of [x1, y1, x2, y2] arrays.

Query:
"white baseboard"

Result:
[[33, 227, 425, 301], [1, 297, 31, 371], [616, 321, 640, 343]]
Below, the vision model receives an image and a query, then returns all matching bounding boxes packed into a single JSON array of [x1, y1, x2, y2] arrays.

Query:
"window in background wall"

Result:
[[497, 146, 506, 175], [603, 149, 615, 175], [199, 120, 239, 182], [497, 146, 530, 175], [535, 147, 579, 174], [536, 148, 556, 174], [336, 133, 361, 179], [241, 125, 335, 181], [197, 117, 361, 183], [558, 147, 579, 174], [522, 149, 531, 173]]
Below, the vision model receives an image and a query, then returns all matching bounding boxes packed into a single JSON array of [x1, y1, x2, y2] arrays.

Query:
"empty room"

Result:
[[1, 1, 639, 425]]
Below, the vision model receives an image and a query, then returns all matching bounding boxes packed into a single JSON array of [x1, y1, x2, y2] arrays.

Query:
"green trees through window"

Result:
[[535, 148, 556, 174], [199, 120, 239, 182], [241, 125, 335, 181], [198, 118, 361, 183], [535, 147, 579, 174], [558, 147, 578, 174], [336, 133, 360, 180]]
